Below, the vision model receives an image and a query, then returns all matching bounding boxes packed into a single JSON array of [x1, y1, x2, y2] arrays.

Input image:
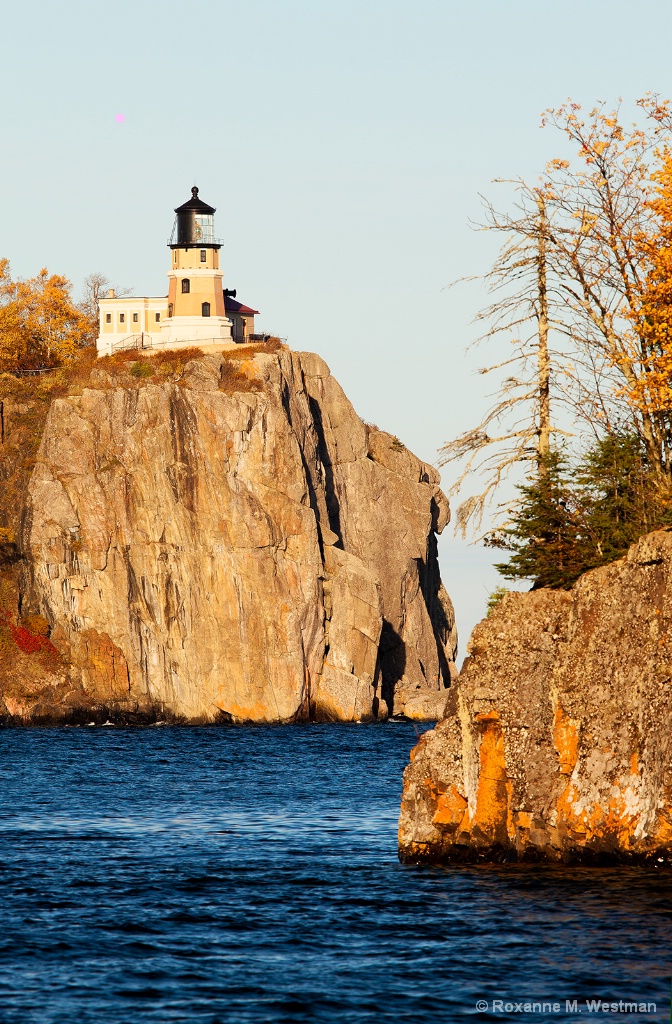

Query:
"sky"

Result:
[[2, 0, 672, 658]]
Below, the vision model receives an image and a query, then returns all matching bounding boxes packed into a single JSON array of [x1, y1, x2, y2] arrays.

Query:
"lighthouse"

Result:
[[161, 186, 232, 345], [96, 186, 259, 357]]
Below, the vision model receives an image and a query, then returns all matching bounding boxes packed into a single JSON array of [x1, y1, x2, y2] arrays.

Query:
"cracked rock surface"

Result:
[[4, 349, 456, 724], [399, 531, 672, 865]]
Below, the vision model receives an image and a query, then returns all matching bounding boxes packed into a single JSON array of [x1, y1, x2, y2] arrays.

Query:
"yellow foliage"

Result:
[[540, 98, 672, 471], [622, 152, 672, 414], [0, 258, 89, 373], [19, 614, 50, 637]]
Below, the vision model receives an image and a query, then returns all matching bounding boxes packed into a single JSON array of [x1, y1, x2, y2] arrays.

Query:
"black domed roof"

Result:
[[174, 186, 215, 215]]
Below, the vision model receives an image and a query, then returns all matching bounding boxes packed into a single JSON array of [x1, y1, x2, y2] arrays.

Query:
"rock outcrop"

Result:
[[399, 530, 672, 865], [1, 347, 456, 724]]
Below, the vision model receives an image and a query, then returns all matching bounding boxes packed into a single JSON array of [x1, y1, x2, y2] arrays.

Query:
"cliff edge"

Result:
[[0, 347, 456, 724], [399, 530, 672, 865]]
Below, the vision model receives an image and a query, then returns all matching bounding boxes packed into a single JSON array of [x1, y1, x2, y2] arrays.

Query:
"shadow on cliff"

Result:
[[379, 620, 406, 713], [0, 542, 21, 569], [417, 538, 454, 684], [380, 548, 453, 715], [307, 395, 342, 544]]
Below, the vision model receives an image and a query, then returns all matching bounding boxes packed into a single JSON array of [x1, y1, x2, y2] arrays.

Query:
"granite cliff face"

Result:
[[399, 531, 672, 865], [1, 348, 456, 724]]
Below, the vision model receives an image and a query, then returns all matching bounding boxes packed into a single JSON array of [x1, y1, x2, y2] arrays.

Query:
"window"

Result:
[[132, 313, 139, 323], [194, 215, 214, 243], [181, 279, 190, 294], [105, 313, 111, 324], [168, 303, 173, 318], [155, 312, 161, 322], [201, 302, 211, 317], [119, 313, 125, 324], [200, 250, 206, 263], [173, 251, 177, 265]]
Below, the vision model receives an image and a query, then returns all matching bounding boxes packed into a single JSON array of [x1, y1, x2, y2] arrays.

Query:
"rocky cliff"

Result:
[[0, 347, 456, 724], [399, 530, 672, 865]]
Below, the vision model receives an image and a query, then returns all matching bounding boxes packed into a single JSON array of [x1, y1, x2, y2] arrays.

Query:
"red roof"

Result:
[[224, 295, 259, 315]]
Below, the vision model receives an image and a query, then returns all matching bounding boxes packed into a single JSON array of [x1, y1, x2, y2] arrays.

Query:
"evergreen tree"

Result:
[[488, 452, 590, 589], [492, 437, 672, 590], [577, 433, 672, 564]]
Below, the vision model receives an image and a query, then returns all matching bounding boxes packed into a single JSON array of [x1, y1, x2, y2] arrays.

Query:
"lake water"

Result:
[[0, 724, 670, 1023]]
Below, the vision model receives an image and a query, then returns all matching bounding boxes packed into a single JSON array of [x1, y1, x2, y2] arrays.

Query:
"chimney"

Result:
[[107, 288, 115, 298]]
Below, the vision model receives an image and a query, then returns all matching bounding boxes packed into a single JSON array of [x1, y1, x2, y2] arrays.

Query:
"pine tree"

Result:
[[489, 452, 589, 589], [493, 438, 672, 590], [577, 434, 672, 563]]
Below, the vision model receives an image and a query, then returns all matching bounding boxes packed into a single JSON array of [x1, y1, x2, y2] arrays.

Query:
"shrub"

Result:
[[224, 337, 283, 360], [219, 359, 262, 394], [0, 609, 59, 659], [96, 347, 205, 383], [130, 361, 154, 378], [35, 370, 69, 399], [10, 622, 58, 656], [486, 586, 509, 616], [153, 346, 204, 365], [19, 614, 50, 637]]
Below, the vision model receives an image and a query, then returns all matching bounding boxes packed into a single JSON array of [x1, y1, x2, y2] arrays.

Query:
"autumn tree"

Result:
[[539, 97, 672, 482], [623, 149, 672, 424], [443, 96, 672, 550], [0, 260, 26, 371], [0, 260, 89, 371]]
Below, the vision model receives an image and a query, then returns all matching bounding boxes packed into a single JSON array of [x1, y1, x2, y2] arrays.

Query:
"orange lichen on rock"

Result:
[[553, 704, 579, 775], [654, 807, 672, 846], [409, 738, 424, 763], [515, 811, 533, 830], [399, 544, 672, 865], [472, 710, 511, 841], [432, 783, 468, 828], [554, 772, 643, 849]]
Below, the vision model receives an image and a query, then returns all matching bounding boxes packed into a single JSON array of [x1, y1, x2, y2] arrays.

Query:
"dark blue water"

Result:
[[0, 724, 670, 1023]]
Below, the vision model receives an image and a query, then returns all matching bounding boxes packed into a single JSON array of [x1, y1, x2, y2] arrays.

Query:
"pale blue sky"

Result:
[[2, 0, 671, 654]]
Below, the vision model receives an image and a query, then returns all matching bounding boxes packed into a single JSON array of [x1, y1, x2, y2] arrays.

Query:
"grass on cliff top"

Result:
[[0, 337, 285, 399], [0, 347, 97, 401], [95, 336, 283, 393]]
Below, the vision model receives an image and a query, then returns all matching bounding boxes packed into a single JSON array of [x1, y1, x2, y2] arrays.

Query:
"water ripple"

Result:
[[0, 723, 669, 1023]]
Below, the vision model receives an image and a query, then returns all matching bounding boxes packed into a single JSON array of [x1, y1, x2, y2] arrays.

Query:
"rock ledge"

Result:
[[399, 531, 672, 866]]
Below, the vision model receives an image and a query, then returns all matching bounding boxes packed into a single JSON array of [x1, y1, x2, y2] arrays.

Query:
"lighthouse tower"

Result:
[[95, 186, 261, 357], [160, 186, 233, 346]]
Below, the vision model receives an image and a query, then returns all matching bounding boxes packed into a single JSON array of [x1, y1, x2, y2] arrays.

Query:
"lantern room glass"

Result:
[[194, 215, 214, 244]]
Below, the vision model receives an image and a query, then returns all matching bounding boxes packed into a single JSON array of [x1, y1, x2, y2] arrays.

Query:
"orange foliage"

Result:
[[0, 258, 89, 372], [625, 152, 672, 413], [539, 99, 672, 476]]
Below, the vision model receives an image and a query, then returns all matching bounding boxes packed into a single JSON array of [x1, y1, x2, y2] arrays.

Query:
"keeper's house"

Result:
[[96, 187, 259, 357]]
